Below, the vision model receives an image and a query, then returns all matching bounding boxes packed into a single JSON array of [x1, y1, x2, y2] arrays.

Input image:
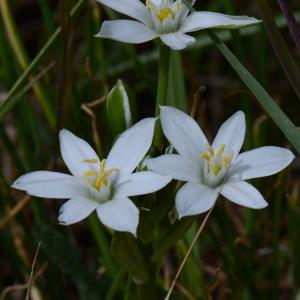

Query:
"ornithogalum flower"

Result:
[[146, 107, 295, 218], [96, 0, 260, 50], [12, 118, 171, 236]]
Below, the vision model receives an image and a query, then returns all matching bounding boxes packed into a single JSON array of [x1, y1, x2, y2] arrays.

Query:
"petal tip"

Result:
[[235, 110, 245, 119], [11, 180, 19, 189], [59, 128, 71, 140], [288, 150, 296, 161], [11, 175, 26, 190], [256, 200, 268, 209]]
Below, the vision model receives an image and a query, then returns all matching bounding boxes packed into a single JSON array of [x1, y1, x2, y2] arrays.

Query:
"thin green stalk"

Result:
[[255, 0, 300, 101], [153, 44, 170, 150], [207, 30, 300, 154], [0, 0, 55, 127], [124, 275, 132, 300], [167, 51, 187, 112], [155, 44, 171, 115]]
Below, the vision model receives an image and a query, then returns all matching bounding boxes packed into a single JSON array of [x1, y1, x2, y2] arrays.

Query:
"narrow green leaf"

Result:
[[207, 30, 300, 153], [106, 79, 137, 137], [0, 0, 55, 127], [111, 232, 150, 283]]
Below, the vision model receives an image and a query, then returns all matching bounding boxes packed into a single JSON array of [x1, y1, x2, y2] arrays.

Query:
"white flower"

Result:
[[96, 0, 260, 50], [146, 106, 295, 218], [12, 118, 171, 236]]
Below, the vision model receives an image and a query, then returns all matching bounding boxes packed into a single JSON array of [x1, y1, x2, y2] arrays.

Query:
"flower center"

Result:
[[82, 159, 119, 191], [146, 0, 181, 23], [199, 144, 234, 177]]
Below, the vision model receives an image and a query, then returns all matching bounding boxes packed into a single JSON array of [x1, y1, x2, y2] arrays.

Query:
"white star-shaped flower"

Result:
[[96, 0, 260, 50], [146, 106, 295, 218], [12, 118, 171, 236]]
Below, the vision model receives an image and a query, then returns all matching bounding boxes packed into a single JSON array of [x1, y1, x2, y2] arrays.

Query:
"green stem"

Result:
[[153, 44, 170, 150], [124, 275, 132, 300], [155, 44, 171, 115], [105, 269, 127, 300]]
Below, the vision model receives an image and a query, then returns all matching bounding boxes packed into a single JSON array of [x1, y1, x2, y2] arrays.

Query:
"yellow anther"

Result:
[[82, 158, 119, 191], [175, 2, 181, 10], [93, 161, 119, 191], [83, 170, 97, 177], [200, 153, 211, 161], [106, 168, 119, 176], [216, 144, 225, 157], [82, 159, 98, 163], [157, 7, 173, 22], [223, 152, 234, 168], [146, 0, 155, 10]]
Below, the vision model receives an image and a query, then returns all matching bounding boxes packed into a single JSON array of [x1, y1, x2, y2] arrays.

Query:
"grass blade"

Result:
[[0, 0, 86, 123], [207, 29, 300, 153]]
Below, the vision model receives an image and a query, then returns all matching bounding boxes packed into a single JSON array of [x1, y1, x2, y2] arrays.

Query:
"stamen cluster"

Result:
[[83, 159, 119, 191], [200, 144, 233, 177], [146, 0, 182, 23]]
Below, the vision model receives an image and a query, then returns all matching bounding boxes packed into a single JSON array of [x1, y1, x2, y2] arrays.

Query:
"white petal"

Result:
[[96, 20, 157, 44], [160, 32, 195, 50], [221, 180, 268, 209], [97, 197, 139, 236], [12, 171, 87, 199], [58, 197, 98, 225], [180, 11, 261, 33], [96, 0, 152, 26], [115, 171, 171, 197], [176, 182, 218, 218], [146, 154, 201, 182], [228, 146, 295, 180], [106, 118, 156, 173], [212, 111, 245, 159], [160, 106, 208, 161], [59, 129, 99, 178]]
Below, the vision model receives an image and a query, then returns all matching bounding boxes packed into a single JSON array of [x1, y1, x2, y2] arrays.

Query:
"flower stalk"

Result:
[[155, 44, 171, 116], [154, 44, 171, 150]]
